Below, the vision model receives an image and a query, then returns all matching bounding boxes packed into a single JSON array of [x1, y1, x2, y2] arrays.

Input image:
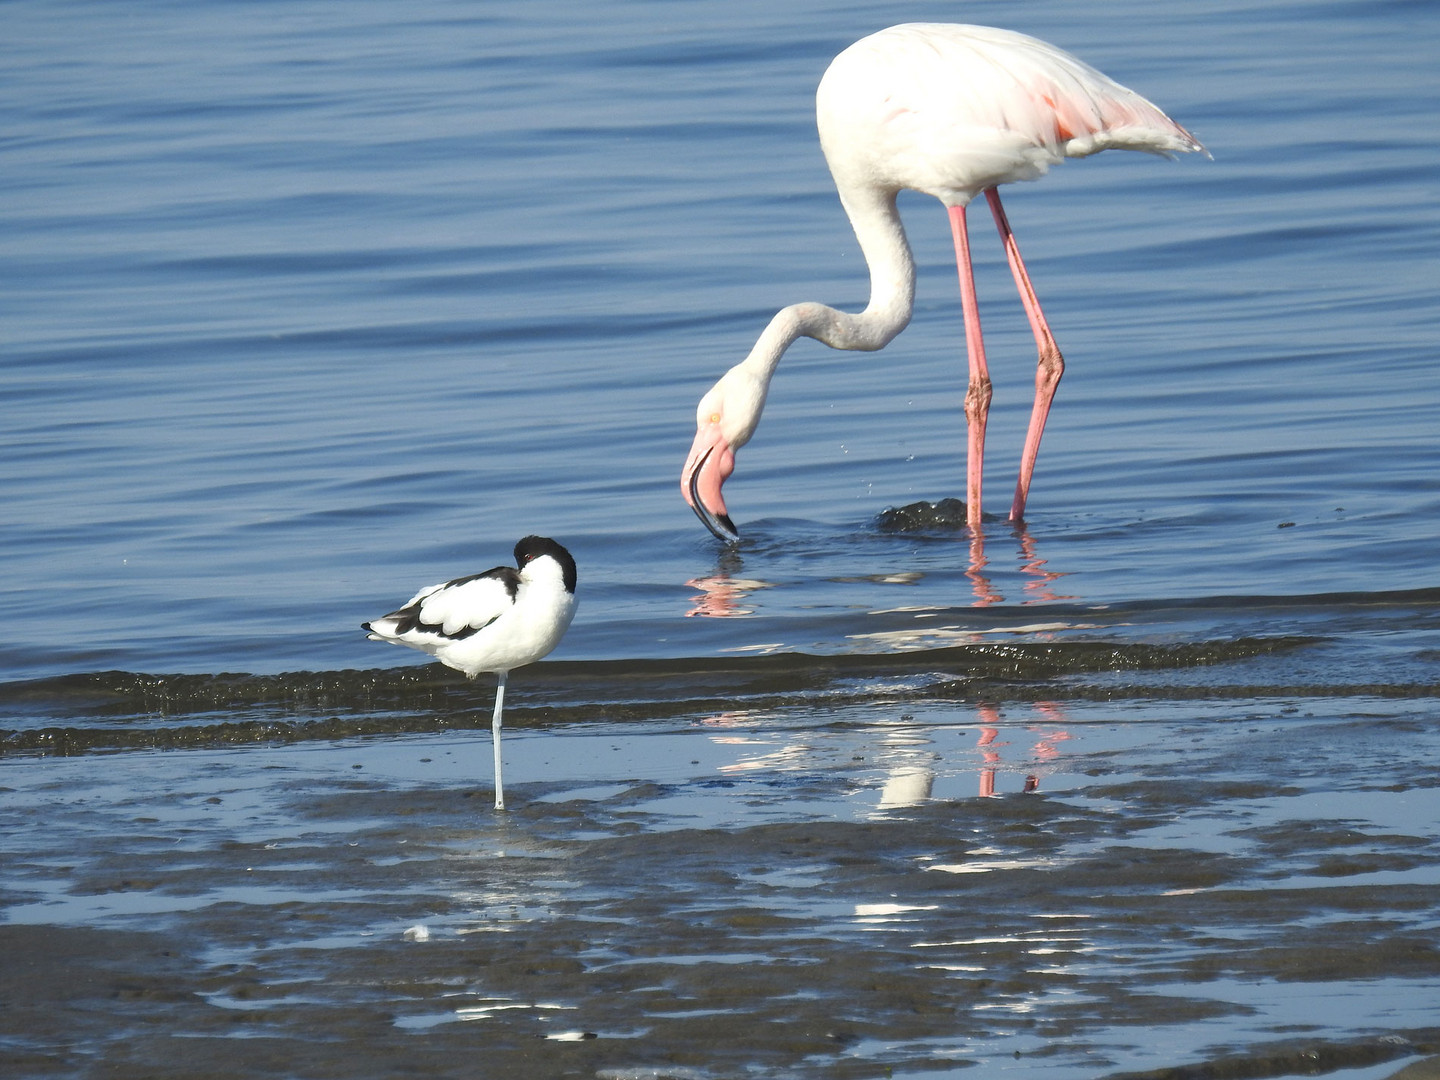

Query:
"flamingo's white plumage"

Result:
[[363, 535, 577, 810], [682, 23, 1205, 541]]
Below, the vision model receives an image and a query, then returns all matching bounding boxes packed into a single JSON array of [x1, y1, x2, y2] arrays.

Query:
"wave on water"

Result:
[[0, 636, 1327, 756], [4, 583, 1440, 757]]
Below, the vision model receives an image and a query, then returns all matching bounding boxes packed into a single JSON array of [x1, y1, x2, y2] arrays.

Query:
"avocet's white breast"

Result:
[[440, 553, 576, 676]]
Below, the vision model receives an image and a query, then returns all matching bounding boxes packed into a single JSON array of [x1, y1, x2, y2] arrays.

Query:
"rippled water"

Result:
[[6, 0, 1438, 679], [4, 0, 1440, 1077]]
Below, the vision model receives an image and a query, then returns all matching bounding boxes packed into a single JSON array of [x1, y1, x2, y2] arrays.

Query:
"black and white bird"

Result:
[[362, 535, 577, 810]]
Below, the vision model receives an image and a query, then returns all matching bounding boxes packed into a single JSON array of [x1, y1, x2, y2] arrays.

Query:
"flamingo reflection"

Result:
[[966, 528, 1003, 606], [685, 549, 775, 618], [1015, 525, 1075, 604], [684, 515, 1073, 617], [975, 702, 1071, 797], [964, 520, 1075, 607], [694, 703, 1072, 809]]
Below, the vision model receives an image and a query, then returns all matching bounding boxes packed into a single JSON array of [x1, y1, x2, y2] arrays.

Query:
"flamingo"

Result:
[[363, 536, 577, 810], [681, 23, 1205, 542]]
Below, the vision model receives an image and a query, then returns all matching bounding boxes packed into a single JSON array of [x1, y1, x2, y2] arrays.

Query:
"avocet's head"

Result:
[[513, 535, 577, 594], [681, 365, 768, 544]]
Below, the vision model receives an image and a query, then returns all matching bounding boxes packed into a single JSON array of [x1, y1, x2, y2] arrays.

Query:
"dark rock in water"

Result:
[[875, 498, 970, 532]]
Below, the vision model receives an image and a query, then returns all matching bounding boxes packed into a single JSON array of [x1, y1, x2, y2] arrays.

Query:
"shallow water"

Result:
[[4, 0, 1440, 1076], [4, 695, 1440, 1078]]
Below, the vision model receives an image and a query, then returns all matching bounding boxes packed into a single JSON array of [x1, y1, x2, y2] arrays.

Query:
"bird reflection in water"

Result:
[[697, 703, 1072, 807], [965, 520, 1076, 607], [1016, 525, 1073, 604], [871, 498, 1074, 607], [966, 526, 1002, 606], [976, 703, 1072, 797], [685, 517, 1073, 620], [877, 766, 937, 809], [685, 550, 775, 618]]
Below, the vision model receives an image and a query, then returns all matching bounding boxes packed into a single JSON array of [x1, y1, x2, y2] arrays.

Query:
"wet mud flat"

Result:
[[4, 688, 1440, 1080]]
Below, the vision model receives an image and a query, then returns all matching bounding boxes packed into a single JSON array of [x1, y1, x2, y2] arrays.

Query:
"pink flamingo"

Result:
[[682, 23, 1205, 542]]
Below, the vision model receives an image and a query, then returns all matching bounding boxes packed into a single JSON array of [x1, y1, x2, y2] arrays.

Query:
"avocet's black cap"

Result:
[[514, 535, 577, 593]]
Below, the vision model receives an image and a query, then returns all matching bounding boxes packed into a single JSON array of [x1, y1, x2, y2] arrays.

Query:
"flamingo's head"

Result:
[[681, 366, 767, 544]]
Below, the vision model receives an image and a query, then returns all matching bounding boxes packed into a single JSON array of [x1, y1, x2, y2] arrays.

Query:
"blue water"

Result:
[[4, 2, 1440, 1077], [5, 0, 1437, 681]]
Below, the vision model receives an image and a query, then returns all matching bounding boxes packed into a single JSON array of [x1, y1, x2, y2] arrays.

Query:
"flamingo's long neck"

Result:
[[737, 186, 916, 384]]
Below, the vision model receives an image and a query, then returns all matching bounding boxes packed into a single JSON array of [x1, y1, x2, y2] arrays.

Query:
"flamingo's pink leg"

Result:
[[947, 204, 990, 529], [984, 188, 1065, 523]]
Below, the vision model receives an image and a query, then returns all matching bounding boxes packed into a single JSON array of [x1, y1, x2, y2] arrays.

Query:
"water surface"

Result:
[[3, 0, 1440, 1077]]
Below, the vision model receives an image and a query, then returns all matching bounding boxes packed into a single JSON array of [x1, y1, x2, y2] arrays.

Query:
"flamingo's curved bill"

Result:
[[687, 446, 739, 544]]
